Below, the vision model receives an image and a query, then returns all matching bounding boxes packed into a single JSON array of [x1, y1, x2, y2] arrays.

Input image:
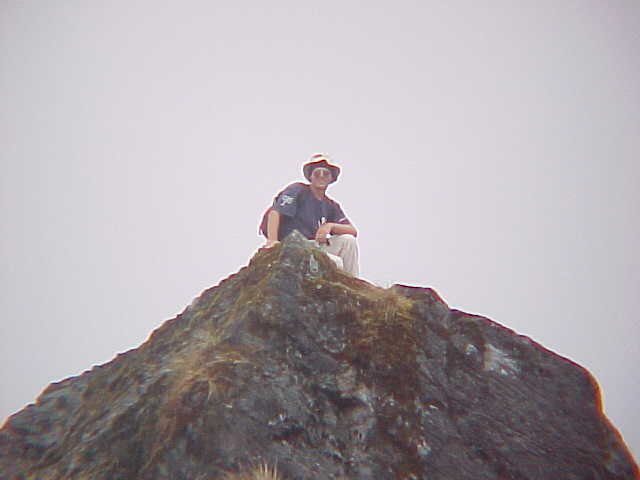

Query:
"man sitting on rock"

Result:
[[261, 153, 359, 276]]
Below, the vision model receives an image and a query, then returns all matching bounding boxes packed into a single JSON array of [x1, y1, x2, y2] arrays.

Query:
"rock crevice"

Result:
[[1, 232, 637, 479]]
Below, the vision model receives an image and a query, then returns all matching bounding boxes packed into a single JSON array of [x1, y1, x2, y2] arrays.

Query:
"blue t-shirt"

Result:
[[272, 183, 351, 240]]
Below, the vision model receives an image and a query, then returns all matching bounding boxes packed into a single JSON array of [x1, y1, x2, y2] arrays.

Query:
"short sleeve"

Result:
[[330, 201, 350, 225], [272, 183, 306, 217]]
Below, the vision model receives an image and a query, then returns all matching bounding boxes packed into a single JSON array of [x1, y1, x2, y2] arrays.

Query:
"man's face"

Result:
[[310, 167, 333, 187]]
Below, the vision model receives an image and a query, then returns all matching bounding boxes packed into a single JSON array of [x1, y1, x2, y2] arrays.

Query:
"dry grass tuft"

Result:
[[225, 463, 281, 480]]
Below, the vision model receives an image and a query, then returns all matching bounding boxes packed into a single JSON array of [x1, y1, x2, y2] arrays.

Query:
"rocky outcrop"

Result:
[[1, 232, 638, 479]]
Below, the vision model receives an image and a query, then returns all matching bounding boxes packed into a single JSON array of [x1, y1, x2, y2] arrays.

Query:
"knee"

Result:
[[336, 234, 357, 245], [345, 235, 358, 249], [331, 234, 356, 250]]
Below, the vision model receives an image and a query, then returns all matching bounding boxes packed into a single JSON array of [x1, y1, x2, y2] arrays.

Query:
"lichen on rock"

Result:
[[0, 231, 638, 479]]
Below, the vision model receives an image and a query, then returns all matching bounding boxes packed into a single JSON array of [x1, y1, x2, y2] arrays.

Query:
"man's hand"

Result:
[[315, 223, 333, 245], [263, 239, 280, 249]]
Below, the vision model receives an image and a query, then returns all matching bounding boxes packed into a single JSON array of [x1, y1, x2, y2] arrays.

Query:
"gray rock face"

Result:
[[1, 231, 638, 479]]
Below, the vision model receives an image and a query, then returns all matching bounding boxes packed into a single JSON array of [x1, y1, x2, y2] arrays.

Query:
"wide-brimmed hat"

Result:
[[303, 153, 341, 183]]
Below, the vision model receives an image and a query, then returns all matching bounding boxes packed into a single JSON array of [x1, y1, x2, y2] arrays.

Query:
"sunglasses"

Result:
[[311, 168, 333, 179]]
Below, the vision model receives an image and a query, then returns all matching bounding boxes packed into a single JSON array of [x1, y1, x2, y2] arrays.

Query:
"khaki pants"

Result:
[[319, 234, 360, 277]]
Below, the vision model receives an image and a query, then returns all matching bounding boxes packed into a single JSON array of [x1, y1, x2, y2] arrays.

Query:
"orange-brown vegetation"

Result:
[[224, 463, 281, 480]]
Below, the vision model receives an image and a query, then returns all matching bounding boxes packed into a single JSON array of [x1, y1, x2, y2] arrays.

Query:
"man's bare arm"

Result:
[[315, 222, 358, 243], [264, 209, 281, 248], [330, 223, 357, 237]]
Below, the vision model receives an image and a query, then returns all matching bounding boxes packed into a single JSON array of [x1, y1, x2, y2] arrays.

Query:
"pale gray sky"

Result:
[[1, 1, 638, 459]]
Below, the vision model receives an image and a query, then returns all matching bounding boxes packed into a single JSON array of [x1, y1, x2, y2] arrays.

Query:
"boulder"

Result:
[[1, 232, 637, 479]]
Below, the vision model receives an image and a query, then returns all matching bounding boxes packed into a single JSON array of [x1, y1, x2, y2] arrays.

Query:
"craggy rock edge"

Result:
[[1, 232, 638, 479]]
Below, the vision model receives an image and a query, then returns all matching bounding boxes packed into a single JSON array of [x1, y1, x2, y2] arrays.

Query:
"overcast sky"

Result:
[[1, 0, 638, 460]]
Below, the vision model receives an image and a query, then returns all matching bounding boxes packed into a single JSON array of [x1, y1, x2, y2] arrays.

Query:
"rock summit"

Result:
[[1, 232, 638, 479]]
